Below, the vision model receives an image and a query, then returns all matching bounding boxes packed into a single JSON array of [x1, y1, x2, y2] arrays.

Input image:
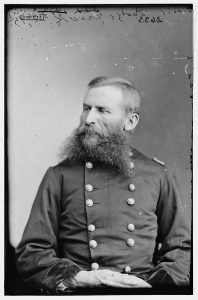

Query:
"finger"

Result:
[[107, 273, 136, 285], [126, 275, 151, 287], [105, 274, 151, 288], [101, 279, 138, 288], [103, 275, 138, 287]]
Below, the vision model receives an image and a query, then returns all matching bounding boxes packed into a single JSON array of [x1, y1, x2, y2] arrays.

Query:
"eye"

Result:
[[98, 107, 110, 113], [83, 105, 90, 112]]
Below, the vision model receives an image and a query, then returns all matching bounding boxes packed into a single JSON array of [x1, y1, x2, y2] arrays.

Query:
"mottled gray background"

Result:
[[7, 6, 192, 247]]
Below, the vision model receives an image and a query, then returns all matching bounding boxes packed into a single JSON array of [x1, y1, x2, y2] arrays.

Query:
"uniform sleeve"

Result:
[[147, 169, 191, 287], [15, 167, 83, 294]]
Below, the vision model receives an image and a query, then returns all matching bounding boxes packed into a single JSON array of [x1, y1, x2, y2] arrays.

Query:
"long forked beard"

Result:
[[58, 125, 133, 177]]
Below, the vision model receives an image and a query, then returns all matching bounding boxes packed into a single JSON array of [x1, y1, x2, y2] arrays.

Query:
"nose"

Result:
[[85, 108, 96, 125]]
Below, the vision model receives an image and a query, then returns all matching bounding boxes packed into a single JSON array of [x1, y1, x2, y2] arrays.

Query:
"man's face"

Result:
[[79, 86, 126, 146]]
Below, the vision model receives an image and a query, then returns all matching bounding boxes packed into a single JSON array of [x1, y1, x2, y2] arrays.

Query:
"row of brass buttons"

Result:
[[85, 183, 136, 193], [91, 263, 131, 273], [86, 162, 98, 271], [86, 198, 135, 207], [86, 198, 135, 206], [89, 237, 135, 249], [88, 223, 134, 233]]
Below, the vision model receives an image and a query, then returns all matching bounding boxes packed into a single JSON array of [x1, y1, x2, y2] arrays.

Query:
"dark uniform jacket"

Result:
[[15, 149, 191, 293]]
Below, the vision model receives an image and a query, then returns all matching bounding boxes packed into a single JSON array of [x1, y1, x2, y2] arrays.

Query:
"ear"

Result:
[[124, 113, 139, 131]]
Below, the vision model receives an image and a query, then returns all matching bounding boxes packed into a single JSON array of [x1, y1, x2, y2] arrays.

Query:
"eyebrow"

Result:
[[96, 106, 110, 111], [83, 103, 110, 110]]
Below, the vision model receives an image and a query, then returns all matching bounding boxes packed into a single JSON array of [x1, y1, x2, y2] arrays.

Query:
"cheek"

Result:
[[98, 117, 110, 128], [101, 119, 123, 134]]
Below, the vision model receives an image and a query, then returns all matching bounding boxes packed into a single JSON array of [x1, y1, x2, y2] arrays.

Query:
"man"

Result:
[[15, 76, 191, 294]]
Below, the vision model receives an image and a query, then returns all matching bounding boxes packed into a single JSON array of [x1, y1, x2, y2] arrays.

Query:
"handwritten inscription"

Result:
[[7, 6, 192, 27], [19, 13, 47, 22]]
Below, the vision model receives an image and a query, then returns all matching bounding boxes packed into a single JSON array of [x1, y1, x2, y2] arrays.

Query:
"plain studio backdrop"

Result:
[[7, 5, 192, 248]]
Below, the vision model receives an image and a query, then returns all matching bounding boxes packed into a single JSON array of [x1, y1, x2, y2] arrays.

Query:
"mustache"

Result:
[[78, 123, 104, 138]]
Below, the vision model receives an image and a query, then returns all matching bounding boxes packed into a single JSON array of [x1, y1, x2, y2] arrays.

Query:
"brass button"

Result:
[[128, 151, 133, 157], [129, 183, 135, 192], [127, 224, 135, 231], [86, 199, 93, 207], [88, 224, 95, 232], [86, 184, 93, 192], [127, 198, 135, 205], [129, 162, 134, 169], [86, 162, 93, 169], [91, 262, 99, 270], [89, 240, 97, 248], [127, 238, 135, 247], [125, 266, 131, 273]]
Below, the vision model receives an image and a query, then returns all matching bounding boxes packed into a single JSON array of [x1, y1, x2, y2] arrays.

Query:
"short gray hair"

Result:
[[87, 76, 141, 115]]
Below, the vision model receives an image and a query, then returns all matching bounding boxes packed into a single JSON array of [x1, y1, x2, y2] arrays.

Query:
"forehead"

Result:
[[84, 86, 124, 109]]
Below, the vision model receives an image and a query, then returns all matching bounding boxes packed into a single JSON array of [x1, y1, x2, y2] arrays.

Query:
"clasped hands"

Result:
[[74, 269, 151, 288]]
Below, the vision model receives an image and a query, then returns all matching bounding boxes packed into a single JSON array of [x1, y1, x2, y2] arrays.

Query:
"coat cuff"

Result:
[[55, 265, 83, 294], [41, 259, 83, 293]]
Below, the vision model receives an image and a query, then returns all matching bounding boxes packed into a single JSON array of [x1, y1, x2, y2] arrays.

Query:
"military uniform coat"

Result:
[[15, 149, 191, 293]]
